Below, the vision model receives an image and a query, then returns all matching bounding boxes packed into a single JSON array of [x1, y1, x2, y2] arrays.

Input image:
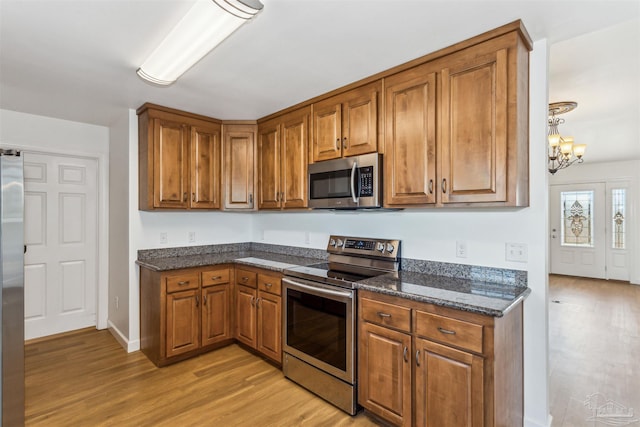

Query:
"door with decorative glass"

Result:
[[550, 184, 606, 279]]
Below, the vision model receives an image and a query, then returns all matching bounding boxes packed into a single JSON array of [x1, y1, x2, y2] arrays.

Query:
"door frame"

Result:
[[4, 143, 108, 332]]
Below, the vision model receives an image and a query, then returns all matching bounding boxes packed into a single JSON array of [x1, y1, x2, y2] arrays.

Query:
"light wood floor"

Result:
[[25, 330, 382, 426], [549, 274, 640, 426]]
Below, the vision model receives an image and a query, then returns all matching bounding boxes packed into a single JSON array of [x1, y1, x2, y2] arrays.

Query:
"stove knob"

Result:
[[336, 239, 344, 248], [329, 238, 336, 247], [386, 243, 395, 253], [376, 242, 385, 252]]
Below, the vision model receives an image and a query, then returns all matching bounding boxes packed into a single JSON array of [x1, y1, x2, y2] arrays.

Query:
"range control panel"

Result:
[[327, 235, 400, 259]]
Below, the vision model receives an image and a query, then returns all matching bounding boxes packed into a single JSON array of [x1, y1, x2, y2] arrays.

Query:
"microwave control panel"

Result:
[[359, 166, 374, 197]]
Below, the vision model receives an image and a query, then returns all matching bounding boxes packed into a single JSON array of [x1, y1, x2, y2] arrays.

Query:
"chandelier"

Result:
[[548, 101, 586, 174]]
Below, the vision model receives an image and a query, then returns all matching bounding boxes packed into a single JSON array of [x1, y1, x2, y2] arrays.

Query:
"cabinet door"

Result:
[[166, 289, 200, 358], [258, 121, 281, 209], [153, 118, 189, 208], [312, 99, 342, 162], [223, 128, 255, 209], [190, 123, 221, 209], [342, 83, 379, 158], [358, 322, 412, 427], [384, 66, 437, 205], [414, 338, 484, 427], [281, 110, 309, 209], [201, 284, 231, 347], [440, 46, 508, 204], [235, 284, 257, 348], [257, 291, 282, 363]]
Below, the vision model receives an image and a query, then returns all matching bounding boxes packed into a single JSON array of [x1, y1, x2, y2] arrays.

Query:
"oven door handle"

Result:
[[350, 161, 359, 204], [283, 278, 353, 299]]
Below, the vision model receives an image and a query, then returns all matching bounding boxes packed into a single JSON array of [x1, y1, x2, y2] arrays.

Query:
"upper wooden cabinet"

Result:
[[138, 104, 222, 210], [311, 80, 381, 162], [223, 123, 257, 210], [384, 30, 530, 208], [258, 107, 310, 209]]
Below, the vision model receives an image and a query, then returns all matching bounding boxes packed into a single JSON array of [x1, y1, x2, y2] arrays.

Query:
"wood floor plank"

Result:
[[25, 331, 381, 426], [549, 274, 640, 427]]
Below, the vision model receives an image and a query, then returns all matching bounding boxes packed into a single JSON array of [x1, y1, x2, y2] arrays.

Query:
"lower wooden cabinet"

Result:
[[358, 290, 524, 427], [140, 265, 233, 367], [235, 267, 282, 363]]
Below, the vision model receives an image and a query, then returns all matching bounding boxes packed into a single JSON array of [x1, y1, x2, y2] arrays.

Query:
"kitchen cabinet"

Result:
[[223, 123, 257, 210], [384, 30, 530, 208], [258, 107, 309, 209], [140, 265, 233, 366], [138, 103, 221, 210], [234, 267, 282, 363], [311, 80, 381, 162], [358, 290, 524, 427]]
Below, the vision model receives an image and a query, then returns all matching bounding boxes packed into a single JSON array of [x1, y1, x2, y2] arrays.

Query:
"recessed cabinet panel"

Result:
[[384, 66, 437, 206], [313, 102, 342, 162], [223, 126, 255, 210], [191, 125, 221, 209], [154, 119, 188, 208], [202, 284, 231, 347], [441, 48, 508, 204], [343, 90, 378, 157], [257, 291, 282, 363], [258, 123, 280, 209], [281, 113, 308, 208], [166, 289, 200, 358]]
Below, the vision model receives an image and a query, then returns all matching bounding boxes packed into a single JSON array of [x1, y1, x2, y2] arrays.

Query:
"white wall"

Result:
[[0, 108, 111, 331], [549, 159, 640, 284], [251, 40, 552, 427]]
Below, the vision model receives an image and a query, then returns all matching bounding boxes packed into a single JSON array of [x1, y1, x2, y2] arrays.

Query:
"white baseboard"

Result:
[[107, 320, 140, 353]]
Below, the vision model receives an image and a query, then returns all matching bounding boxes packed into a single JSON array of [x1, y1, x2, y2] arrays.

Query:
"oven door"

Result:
[[282, 277, 355, 384]]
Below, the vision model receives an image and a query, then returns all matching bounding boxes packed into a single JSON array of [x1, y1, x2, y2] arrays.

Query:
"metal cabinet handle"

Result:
[[416, 350, 421, 366], [250, 296, 255, 306], [428, 179, 433, 194], [195, 295, 199, 307], [403, 346, 408, 362], [280, 192, 284, 202], [342, 137, 347, 149], [335, 138, 340, 150], [249, 193, 253, 204], [183, 192, 187, 202], [275, 192, 279, 202], [377, 312, 392, 318], [441, 178, 447, 194], [203, 295, 207, 306], [256, 297, 261, 308], [192, 193, 195, 202], [437, 327, 456, 335], [178, 281, 189, 286]]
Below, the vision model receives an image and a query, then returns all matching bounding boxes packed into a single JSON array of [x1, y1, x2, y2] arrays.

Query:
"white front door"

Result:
[[550, 183, 606, 279], [23, 152, 98, 339]]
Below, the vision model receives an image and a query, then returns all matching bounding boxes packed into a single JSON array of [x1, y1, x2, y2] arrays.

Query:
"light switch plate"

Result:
[[506, 242, 527, 262]]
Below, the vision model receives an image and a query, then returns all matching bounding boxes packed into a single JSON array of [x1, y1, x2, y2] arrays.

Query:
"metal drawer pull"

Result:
[[403, 346, 408, 362], [377, 312, 392, 318], [416, 350, 421, 366], [177, 281, 189, 286], [437, 327, 456, 335], [211, 276, 223, 280]]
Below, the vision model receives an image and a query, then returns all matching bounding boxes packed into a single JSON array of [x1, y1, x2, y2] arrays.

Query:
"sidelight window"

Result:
[[611, 188, 626, 249]]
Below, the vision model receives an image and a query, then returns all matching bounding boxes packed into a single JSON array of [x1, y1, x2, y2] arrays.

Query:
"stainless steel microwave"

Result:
[[308, 153, 382, 209]]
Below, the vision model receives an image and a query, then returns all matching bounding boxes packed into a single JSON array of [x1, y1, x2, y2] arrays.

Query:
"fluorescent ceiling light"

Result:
[[137, 0, 263, 86]]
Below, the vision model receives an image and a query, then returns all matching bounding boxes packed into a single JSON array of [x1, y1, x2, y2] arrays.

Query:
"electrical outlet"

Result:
[[188, 231, 196, 243], [160, 232, 168, 244], [506, 242, 528, 262], [456, 241, 467, 258]]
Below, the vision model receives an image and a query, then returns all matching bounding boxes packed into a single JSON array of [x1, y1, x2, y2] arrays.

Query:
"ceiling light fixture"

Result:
[[548, 101, 586, 175], [137, 0, 263, 86]]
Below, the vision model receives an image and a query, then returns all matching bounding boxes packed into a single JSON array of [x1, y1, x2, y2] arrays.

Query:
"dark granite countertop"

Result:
[[136, 250, 324, 273], [356, 271, 530, 317]]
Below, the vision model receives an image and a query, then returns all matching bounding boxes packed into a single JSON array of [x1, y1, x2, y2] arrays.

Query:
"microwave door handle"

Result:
[[350, 161, 358, 204]]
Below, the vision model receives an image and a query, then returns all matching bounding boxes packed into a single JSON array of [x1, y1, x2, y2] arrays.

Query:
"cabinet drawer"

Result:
[[236, 269, 257, 288], [360, 297, 411, 332], [414, 311, 483, 354], [165, 272, 199, 293], [202, 268, 230, 287], [257, 274, 281, 295]]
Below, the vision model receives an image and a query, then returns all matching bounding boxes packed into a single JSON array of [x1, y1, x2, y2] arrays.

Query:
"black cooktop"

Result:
[[284, 262, 390, 289]]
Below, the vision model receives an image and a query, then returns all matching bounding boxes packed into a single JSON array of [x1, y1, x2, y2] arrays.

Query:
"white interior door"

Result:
[[550, 183, 606, 279], [23, 152, 98, 339]]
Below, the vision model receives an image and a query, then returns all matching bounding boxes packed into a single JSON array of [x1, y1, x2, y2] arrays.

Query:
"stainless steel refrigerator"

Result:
[[0, 148, 24, 426]]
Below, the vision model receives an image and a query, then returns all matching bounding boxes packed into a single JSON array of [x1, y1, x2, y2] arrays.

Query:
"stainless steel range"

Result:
[[282, 235, 400, 415]]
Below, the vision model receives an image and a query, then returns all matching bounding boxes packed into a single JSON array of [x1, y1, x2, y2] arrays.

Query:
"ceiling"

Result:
[[1, 0, 638, 163]]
